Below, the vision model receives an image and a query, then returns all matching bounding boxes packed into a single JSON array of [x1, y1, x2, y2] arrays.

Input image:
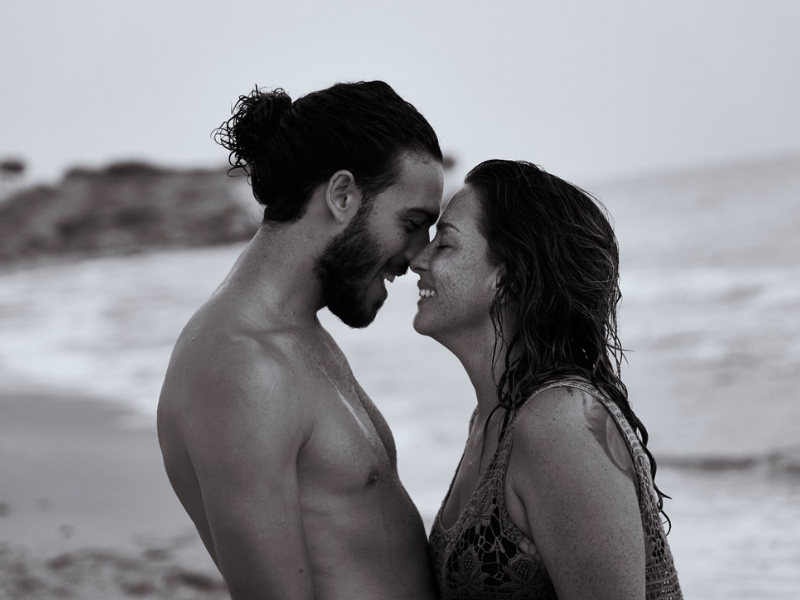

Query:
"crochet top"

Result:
[[428, 380, 682, 599]]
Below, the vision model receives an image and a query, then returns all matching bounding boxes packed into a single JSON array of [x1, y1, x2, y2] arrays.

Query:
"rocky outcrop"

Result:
[[0, 161, 260, 263]]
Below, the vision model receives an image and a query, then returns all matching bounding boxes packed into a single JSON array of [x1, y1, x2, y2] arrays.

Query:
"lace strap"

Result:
[[489, 380, 586, 469], [542, 379, 649, 464]]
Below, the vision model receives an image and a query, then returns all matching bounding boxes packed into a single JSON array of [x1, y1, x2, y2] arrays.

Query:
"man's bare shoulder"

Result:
[[159, 304, 313, 442]]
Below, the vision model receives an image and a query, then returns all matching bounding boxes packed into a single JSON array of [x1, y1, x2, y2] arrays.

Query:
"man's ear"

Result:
[[325, 170, 362, 225]]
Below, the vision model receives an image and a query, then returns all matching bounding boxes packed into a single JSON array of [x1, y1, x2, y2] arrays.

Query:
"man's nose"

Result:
[[410, 239, 432, 274], [403, 228, 431, 266]]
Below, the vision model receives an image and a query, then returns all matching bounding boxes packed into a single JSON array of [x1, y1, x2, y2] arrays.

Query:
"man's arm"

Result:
[[184, 356, 315, 599], [508, 387, 646, 599]]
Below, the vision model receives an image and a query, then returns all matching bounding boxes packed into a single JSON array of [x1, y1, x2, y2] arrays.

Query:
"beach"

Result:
[[1, 247, 799, 598], [0, 391, 226, 599], [3, 392, 799, 599], [1, 155, 799, 597]]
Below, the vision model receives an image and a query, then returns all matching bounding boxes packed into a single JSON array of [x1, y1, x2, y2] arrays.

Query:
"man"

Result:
[[157, 81, 443, 598]]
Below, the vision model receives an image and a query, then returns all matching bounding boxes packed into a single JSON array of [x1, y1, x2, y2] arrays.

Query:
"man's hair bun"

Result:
[[214, 87, 292, 174]]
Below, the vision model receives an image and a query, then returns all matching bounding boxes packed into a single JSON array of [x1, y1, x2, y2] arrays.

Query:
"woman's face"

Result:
[[411, 184, 501, 341]]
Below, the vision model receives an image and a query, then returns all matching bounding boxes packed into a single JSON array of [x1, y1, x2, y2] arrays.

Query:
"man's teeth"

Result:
[[418, 289, 436, 298]]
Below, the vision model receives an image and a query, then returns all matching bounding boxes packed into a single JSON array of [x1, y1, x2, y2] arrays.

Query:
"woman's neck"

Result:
[[437, 324, 507, 423]]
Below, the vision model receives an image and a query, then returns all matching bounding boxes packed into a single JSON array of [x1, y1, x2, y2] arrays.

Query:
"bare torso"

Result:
[[158, 290, 436, 598]]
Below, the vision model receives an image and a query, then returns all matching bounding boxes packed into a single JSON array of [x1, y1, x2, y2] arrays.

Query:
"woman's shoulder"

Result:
[[516, 380, 598, 434], [512, 380, 636, 482]]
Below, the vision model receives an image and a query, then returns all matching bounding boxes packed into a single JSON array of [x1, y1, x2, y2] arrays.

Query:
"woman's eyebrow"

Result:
[[436, 221, 460, 233]]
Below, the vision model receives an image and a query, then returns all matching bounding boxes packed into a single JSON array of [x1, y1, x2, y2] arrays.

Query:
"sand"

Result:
[[0, 390, 227, 599]]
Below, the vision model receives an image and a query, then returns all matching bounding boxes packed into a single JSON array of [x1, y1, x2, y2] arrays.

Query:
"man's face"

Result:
[[316, 152, 443, 328]]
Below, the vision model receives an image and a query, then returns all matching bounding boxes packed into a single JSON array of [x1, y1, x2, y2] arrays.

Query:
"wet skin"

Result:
[[158, 153, 443, 599]]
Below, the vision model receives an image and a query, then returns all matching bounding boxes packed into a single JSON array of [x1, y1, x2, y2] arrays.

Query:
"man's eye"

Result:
[[405, 221, 425, 231]]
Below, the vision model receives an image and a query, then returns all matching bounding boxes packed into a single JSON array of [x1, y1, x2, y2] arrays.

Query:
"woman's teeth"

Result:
[[418, 289, 436, 298]]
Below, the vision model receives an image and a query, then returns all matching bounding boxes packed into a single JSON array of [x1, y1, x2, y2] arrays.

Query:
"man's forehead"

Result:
[[370, 153, 443, 221], [399, 153, 443, 207]]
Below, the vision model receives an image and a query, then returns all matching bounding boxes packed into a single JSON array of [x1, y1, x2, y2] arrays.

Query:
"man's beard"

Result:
[[315, 208, 386, 328]]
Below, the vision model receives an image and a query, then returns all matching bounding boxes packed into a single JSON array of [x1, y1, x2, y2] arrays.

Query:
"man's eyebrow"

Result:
[[436, 221, 460, 233]]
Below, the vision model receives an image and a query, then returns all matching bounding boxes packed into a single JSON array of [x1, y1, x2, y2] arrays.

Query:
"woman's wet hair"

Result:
[[213, 81, 442, 222], [466, 159, 669, 523]]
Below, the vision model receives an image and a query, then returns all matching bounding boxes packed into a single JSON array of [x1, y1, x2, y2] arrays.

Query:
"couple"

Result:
[[158, 81, 681, 599]]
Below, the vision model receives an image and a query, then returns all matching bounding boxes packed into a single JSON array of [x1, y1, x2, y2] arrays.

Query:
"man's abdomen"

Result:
[[299, 472, 436, 599]]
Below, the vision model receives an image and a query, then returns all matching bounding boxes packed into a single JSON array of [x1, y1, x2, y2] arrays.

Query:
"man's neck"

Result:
[[220, 223, 327, 329]]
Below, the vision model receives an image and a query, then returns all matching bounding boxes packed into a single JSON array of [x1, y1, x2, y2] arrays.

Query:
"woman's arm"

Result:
[[506, 386, 646, 599]]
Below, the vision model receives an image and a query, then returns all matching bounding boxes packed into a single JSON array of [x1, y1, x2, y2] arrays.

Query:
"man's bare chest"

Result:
[[293, 350, 398, 485]]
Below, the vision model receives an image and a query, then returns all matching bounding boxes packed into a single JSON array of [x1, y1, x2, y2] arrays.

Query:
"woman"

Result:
[[411, 160, 682, 599]]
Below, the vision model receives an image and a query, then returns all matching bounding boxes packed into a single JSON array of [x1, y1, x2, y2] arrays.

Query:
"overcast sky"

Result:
[[2, 0, 799, 186]]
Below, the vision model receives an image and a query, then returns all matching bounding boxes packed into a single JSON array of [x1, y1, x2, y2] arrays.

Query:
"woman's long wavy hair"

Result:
[[466, 159, 669, 522]]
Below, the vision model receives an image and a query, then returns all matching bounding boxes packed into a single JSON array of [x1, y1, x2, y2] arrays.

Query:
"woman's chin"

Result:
[[412, 312, 433, 337]]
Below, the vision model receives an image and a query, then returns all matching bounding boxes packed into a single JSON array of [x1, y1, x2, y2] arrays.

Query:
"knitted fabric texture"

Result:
[[428, 380, 682, 599]]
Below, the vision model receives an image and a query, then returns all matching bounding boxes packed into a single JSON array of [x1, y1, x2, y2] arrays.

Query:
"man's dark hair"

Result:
[[213, 81, 443, 222]]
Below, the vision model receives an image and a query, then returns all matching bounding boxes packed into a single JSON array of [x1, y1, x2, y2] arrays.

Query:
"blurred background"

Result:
[[1, 1, 799, 597]]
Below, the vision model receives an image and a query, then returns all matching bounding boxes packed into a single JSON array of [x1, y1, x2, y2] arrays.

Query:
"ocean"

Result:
[[1, 155, 798, 597]]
